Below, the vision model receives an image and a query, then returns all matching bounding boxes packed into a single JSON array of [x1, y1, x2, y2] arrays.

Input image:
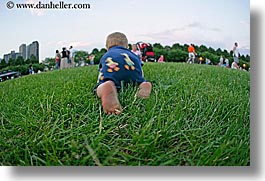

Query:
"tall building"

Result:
[[26, 41, 39, 61], [26, 44, 30, 60], [3, 54, 9, 63], [2, 41, 40, 63], [19, 44, 27, 60], [3, 51, 22, 63]]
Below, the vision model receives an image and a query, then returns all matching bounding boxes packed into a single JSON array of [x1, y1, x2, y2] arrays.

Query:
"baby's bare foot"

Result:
[[137, 82, 152, 99], [97, 81, 122, 115]]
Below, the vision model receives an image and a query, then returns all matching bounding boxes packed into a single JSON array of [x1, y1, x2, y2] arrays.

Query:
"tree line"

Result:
[[150, 43, 250, 67], [1, 42, 250, 75], [0, 55, 45, 75], [68, 43, 250, 68]]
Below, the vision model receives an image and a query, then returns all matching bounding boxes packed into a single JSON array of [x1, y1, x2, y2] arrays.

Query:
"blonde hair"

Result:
[[106, 32, 128, 49]]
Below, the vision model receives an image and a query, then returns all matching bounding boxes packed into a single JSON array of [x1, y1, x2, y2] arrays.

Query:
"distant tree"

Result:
[[164, 45, 171, 51], [91, 48, 99, 54], [172, 43, 182, 50], [216, 48, 223, 56], [74, 51, 89, 64], [44, 57, 56, 68], [201, 51, 219, 64], [167, 49, 187, 62], [0, 59, 7, 69], [153, 47, 168, 61], [183, 44, 189, 52], [229, 50, 234, 57], [33, 63, 45, 73], [153, 43, 164, 49], [99, 48, 107, 54], [25, 58, 31, 64], [245, 55, 250, 62], [208, 47, 216, 54], [14, 64, 30, 75], [223, 49, 230, 59], [15, 56, 24, 66], [29, 55, 39, 64], [92, 48, 107, 64], [8, 58, 16, 66], [198, 45, 208, 52]]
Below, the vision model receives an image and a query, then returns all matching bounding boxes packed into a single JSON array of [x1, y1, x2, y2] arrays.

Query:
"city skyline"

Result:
[[3, 40, 39, 63], [0, 0, 250, 61]]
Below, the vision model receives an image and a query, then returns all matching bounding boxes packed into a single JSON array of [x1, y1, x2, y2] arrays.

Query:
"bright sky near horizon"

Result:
[[0, 0, 250, 61]]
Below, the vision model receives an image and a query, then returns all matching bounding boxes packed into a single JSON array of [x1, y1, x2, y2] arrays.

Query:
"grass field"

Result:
[[0, 63, 250, 166]]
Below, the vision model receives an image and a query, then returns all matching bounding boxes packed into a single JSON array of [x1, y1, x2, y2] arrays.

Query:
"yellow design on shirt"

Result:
[[121, 53, 135, 70], [105, 57, 120, 72]]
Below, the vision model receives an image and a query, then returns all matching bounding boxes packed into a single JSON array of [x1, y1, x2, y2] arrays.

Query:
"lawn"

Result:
[[0, 63, 250, 166]]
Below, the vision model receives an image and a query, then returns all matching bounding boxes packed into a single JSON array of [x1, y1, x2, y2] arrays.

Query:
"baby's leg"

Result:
[[96, 81, 122, 115], [137, 82, 152, 99]]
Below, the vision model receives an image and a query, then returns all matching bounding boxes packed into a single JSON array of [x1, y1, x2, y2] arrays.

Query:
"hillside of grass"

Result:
[[0, 63, 250, 166]]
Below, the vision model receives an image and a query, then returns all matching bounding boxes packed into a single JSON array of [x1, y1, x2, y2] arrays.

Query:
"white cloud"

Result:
[[240, 20, 250, 26], [48, 41, 92, 49], [135, 22, 223, 46], [68, 41, 91, 48]]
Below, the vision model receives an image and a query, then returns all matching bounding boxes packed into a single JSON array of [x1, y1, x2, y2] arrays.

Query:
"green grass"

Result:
[[0, 63, 250, 166]]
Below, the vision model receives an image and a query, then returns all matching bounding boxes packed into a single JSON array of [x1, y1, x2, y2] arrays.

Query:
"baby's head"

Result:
[[106, 32, 128, 50]]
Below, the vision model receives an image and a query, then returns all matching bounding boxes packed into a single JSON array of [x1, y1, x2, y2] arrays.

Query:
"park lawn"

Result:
[[0, 62, 250, 166]]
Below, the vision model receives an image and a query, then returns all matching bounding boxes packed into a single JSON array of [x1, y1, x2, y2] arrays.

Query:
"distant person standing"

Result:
[[29, 63, 34, 74], [218, 55, 224, 66], [187, 44, 196, 64], [131, 44, 143, 66], [61, 47, 68, 69], [131, 44, 141, 59], [224, 57, 230, 68], [55, 50, 61, 69], [66, 48, 71, 67], [232, 42, 240, 63], [69, 46, 75, 67]]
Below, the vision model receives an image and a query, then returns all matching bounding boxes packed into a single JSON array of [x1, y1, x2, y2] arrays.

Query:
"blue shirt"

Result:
[[97, 46, 145, 88]]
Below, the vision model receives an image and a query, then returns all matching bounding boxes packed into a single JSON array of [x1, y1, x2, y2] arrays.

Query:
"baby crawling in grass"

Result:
[[95, 32, 152, 115]]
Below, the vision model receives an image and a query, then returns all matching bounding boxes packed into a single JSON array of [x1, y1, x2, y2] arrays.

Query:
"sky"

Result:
[[0, 0, 250, 61]]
